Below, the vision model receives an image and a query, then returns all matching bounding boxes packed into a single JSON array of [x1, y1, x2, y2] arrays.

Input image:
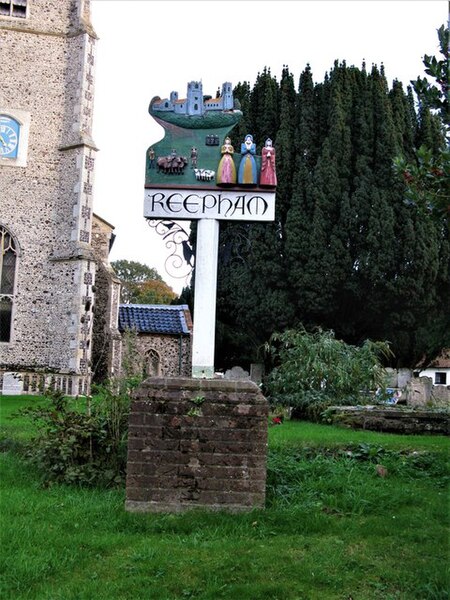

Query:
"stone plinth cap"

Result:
[[134, 376, 264, 397]]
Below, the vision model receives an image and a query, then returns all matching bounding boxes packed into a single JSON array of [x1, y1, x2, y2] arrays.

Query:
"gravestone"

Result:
[[250, 363, 265, 385], [398, 368, 413, 389], [384, 368, 398, 387], [2, 372, 24, 395], [405, 377, 433, 407], [224, 366, 250, 380]]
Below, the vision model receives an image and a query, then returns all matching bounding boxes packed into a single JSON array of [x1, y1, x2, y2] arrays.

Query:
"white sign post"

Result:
[[145, 188, 275, 378], [145, 187, 276, 378], [191, 219, 219, 378]]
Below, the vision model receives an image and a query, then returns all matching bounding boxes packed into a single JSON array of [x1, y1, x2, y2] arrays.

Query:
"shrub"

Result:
[[265, 327, 393, 421], [18, 384, 131, 487]]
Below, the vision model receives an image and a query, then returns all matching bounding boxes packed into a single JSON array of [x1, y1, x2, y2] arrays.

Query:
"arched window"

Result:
[[0, 226, 18, 342], [143, 348, 161, 378]]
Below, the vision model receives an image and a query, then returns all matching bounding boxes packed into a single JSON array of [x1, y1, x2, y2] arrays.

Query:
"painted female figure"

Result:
[[238, 134, 257, 185], [260, 138, 277, 186], [216, 137, 236, 184]]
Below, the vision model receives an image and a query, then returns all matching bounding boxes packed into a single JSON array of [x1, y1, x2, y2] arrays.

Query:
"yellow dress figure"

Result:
[[238, 134, 257, 184], [216, 137, 236, 184]]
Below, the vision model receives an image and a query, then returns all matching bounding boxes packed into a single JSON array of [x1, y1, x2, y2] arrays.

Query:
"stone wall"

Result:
[[327, 406, 449, 435], [122, 334, 192, 379], [1, 1, 99, 394], [126, 377, 269, 513]]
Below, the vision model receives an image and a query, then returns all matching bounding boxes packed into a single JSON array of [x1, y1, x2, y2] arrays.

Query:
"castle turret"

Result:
[[221, 82, 234, 110], [187, 81, 203, 116]]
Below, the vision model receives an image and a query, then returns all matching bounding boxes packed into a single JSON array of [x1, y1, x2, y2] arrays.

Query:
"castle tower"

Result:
[[186, 81, 203, 116], [0, 0, 100, 395], [221, 82, 234, 110]]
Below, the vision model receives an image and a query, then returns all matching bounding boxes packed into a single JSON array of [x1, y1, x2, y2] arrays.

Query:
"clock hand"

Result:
[[0, 135, 6, 146]]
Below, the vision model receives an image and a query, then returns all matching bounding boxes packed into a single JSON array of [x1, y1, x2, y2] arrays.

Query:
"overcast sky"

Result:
[[90, 0, 447, 294]]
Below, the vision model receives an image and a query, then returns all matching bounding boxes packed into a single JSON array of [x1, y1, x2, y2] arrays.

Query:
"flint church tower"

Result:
[[0, 0, 108, 395]]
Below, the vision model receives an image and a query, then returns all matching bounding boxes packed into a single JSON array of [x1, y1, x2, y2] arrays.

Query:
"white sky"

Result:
[[90, 0, 448, 294]]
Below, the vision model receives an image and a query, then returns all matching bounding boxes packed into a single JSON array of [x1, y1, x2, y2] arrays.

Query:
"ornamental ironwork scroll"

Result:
[[147, 219, 193, 281]]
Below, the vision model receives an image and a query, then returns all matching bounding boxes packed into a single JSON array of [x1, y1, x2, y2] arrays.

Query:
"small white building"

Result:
[[417, 349, 450, 386]]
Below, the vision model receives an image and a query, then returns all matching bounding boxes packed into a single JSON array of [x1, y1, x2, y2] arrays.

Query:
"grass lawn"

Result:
[[1, 395, 449, 599]]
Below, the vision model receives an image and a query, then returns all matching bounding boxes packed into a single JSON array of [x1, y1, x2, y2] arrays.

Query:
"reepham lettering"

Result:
[[145, 189, 274, 222]]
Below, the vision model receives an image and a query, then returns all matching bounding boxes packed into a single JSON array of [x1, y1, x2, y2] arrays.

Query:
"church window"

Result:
[[0, 0, 27, 18], [0, 226, 18, 342], [143, 348, 161, 377]]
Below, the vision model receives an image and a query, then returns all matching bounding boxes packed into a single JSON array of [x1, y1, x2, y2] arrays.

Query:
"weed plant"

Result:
[[7, 386, 130, 487]]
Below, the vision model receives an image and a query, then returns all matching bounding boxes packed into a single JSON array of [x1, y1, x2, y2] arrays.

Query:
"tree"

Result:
[[201, 56, 448, 369], [249, 67, 279, 150], [394, 24, 449, 220], [111, 259, 175, 304], [215, 71, 294, 368], [130, 279, 176, 304]]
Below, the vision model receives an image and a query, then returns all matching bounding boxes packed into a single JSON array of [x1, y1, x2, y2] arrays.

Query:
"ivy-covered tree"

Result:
[[394, 24, 449, 220]]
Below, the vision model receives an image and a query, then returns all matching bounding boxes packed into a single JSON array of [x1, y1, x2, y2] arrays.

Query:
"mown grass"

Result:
[[1, 395, 449, 599]]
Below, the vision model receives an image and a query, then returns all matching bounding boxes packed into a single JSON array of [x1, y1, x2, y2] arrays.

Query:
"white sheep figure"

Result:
[[194, 168, 215, 181]]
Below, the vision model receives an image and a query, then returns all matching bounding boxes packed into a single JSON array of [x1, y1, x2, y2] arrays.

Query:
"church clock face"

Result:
[[0, 115, 20, 159]]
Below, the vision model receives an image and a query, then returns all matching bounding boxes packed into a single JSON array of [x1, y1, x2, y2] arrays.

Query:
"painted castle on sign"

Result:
[[151, 81, 234, 116]]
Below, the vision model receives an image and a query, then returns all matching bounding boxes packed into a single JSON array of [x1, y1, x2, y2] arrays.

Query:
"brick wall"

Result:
[[126, 377, 268, 513]]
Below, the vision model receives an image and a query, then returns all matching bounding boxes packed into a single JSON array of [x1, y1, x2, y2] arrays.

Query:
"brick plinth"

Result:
[[125, 377, 269, 513]]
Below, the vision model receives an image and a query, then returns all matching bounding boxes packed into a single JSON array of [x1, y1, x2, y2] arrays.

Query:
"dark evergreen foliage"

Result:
[[187, 59, 448, 370]]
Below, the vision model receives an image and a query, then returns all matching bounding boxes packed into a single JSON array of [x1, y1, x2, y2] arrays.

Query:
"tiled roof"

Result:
[[427, 349, 450, 369], [416, 349, 450, 369], [118, 304, 191, 336]]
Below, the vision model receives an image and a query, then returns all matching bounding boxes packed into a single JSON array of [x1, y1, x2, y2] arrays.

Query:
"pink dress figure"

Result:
[[260, 138, 277, 187], [216, 137, 236, 184]]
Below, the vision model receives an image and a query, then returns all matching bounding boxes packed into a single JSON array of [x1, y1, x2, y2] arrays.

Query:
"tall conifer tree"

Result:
[[210, 59, 449, 368]]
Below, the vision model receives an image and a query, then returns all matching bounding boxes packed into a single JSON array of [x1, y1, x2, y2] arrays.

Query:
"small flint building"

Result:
[[118, 304, 192, 378]]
